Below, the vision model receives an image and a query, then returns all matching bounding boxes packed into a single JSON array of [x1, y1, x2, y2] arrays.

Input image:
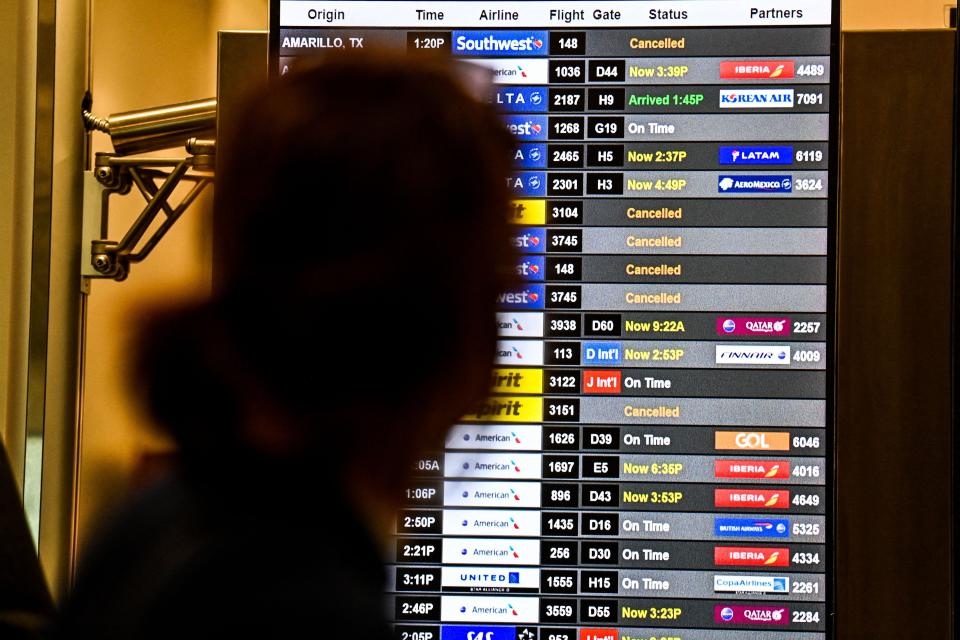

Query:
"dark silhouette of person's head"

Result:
[[138, 52, 515, 502]]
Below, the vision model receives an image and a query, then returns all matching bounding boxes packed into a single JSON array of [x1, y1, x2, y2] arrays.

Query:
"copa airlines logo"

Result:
[[716, 345, 791, 365], [442, 509, 541, 536], [714, 517, 790, 538], [513, 144, 547, 169], [516, 256, 545, 280], [446, 424, 542, 451], [496, 312, 544, 338], [719, 89, 794, 108], [492, 87, 547, 112], [714, 575, 790, 594], [507, 172, 546, 197], [720, 60, 795, 79], [445, 453, 542, 479], [715, 605, 789, 626], [718, 146, 793, 165], [444, 481, 541, 508], [440, 627, 516, 640], [718, 175, 792, 193], [717, 317, 791, 336], [453, 31, 548, 56], [715, 546, 791, 567], [441, 596, 539, 623], [503, 115, 547, 140], [497, 285, 545, 310]]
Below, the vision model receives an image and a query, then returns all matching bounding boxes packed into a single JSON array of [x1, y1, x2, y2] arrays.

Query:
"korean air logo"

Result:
[[516, 256, 544, 281], [453, 31, 548, 57], [719, 89, 794, 108]]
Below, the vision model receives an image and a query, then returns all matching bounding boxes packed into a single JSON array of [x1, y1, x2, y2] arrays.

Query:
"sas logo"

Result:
[[496, 285, 544, 310], [513, 143, 547, 169], [441, 627, 515, 640], [453, 31, 547, 56], [716, 345, 791, 365], [717, 317, 791, 336], [516, 256, 545, 280], [715, 431, 791, 451], [508, 200, 546, 225], [510, 227, 545, 253], [714, 605, 789, 625], [580, 630, 618, 640], [715, 460, 791, 479], [719, 146, 793, 165], [719, 89, 794, 108], [492, 86, 547, 112], [715, 545, 791, 566], [715, 489, 790, 509], [582, 370, 622, 394], [713, 574, 790, 594], [583, 342, 623, 366], [718, 175, 792, 193], [714, 517, 790, 538], [496, 312, 544, 337], [507, 172, 546, 197], [720, 60, 795, 79], [503, 115, 547, 140]]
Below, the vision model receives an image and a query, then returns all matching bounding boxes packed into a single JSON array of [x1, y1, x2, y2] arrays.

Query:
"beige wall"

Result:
[[844, 0, 953, 29]]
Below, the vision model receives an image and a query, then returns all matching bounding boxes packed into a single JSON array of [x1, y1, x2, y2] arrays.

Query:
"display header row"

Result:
[[279, 1, 832, 28]]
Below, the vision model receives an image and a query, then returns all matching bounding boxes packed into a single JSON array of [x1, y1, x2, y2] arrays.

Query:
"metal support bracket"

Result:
[[80, 141, 214, 281]]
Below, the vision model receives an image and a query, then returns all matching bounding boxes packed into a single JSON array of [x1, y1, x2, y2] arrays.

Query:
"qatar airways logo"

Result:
[[717, 317, 791, 336]]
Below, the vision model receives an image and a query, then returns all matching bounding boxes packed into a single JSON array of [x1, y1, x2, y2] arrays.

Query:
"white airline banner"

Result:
[[445, 424, 542, 451], [441, 595, 540, 623], [445, 453, 543, 479], [441, 566, 540, 589], [442, 538, 541, 565], [442, 509, 542, 536], [280, 1, 832, 28], [444, 481, 542, 508]]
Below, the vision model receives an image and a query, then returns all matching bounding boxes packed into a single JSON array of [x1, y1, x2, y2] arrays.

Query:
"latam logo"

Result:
[[453, 31, 548, 56], [510, 227, 546, 253], [720, 60, 795, 79], [715, 545, 791, 566], [719, 146, 794, 165], [503, 115, 547, 140], [580, 629, 618, 640], [496, 285, 544, 310], [715, 460, 791, 479], [516, 256, 545, 281], [492, 86, 547, 112], [715, 605, 789, 625], [582, 370, 622, 394], [719, 89, 794, 108], [718, 175, 792, 193], [716, 345, 791, 365], [717, 317, 791, 336], [716, 489, 790, 509], [714, 517, 790, 538]]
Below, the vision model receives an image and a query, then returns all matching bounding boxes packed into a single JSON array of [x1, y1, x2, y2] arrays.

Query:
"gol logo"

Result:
[[715, 431, 790, 451]]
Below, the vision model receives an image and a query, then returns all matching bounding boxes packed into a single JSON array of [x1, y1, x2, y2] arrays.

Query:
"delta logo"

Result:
[[715, 460, 790, 479], [715, 546, 791, 566], [492, 87, 547, 112], [718, 175, 792, 193], [715, 489, 790, 509], [503, 115, 547, 140], [717, 317, 791, 336], [719, 145, 794, 165], [513, 143, 547, 169], [719, 89, 794, 108], [510, 228, 546, 253], [715, 605, 789, 625], [580, 629, 618, 640], [720, 60, 795, 79], [516, 256, 545, 281], [453, 31, 548, 56], [714, 517, 790, 538], [496, 285, 545, 310], [507, 172, 546, 197]]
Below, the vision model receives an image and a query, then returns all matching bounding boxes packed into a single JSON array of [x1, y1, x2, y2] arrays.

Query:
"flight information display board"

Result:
[[271, 2, 837, 638]]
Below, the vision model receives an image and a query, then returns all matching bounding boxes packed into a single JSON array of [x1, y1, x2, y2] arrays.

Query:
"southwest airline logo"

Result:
[[715, 431, 791, 451], [516, 256, 545, 280], [717, 317, 791, 336], [719, 89, 794, 108], [715, 605, 789, 625], [719, 146, 793, 165], [492, 86, 547, 112], [714, 517, 790, 538], [582, 370, 622, 394], [716, 460, 790, 479], [718, 175, 792, 193], [508, 200, 546, 225], [503, 115, 547, 140], [497, 285, 544, 310], [720, 60, 795, 79], [715, 546, 790, 566], [441, 626, 515, 640], [454, 31, 547, 56], [716, 489, 790, 509], [716, 345, 791, 365]]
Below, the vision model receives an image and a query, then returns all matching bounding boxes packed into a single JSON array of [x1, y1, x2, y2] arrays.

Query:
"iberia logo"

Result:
[[720, 60, 795, 79], [714, 546, 790, 566], [715, 460, 790, 479], [715, 489, 790, 509]]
